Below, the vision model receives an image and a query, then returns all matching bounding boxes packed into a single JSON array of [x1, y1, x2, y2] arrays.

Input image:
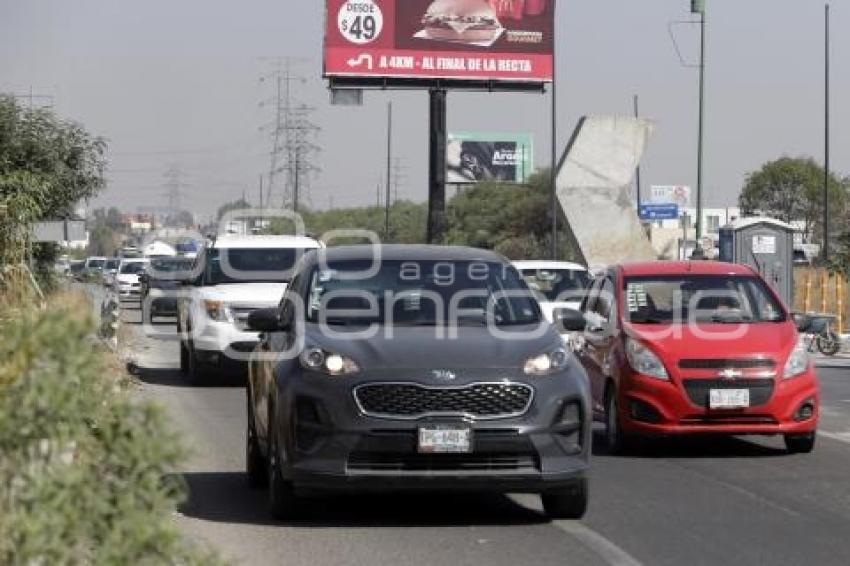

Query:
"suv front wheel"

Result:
[[541, 478, 588, 520]]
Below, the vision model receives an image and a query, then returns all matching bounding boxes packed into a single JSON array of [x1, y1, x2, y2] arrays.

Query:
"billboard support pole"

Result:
[[427, 89, 448, 244], [550, 17, 558, 261], [386, 101, 393, 240]]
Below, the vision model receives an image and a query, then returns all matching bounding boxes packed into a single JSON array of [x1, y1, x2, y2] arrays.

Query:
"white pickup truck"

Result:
[[177, 234, 322, 384]]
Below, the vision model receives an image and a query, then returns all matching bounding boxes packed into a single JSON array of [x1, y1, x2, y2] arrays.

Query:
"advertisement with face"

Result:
[[325, 0, 555, 83], [447, 132, 533, 183]]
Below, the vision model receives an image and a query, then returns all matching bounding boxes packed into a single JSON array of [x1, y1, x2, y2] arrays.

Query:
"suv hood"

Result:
[[304, 324, 562, 371], [200, 283, 287, 306]]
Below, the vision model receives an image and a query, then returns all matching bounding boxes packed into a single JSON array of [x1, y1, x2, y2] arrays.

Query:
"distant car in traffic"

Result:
[[83, 256, 107, 279], [245, 245, 591, 520], [140, 257, 195, 321], [102, 257, 121, 287], [571, 261, 819, 454], [113, 258, 150, 304], [177, 234, 323, 384], [513, 260, 591, 322]]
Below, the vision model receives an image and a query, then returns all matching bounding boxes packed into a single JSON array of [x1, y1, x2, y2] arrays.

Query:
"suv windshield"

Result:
[[305, 260, 541, 327], [207, 248, 299, 284], [150, 258, 194, 274], [624, 275, 786, 324], [520, 268, 590, 302], [105, 259, 120, 270], [120, 262, 147, 274]]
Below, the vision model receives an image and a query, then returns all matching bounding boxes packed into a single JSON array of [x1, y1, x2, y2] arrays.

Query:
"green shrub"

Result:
[[0, 295, 220, 565]]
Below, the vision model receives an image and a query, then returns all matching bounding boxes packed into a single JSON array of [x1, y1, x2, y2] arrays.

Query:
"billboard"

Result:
[[650, 185, 692, 207], [447, 132, 533, 183], [324, 0, 555, 84]]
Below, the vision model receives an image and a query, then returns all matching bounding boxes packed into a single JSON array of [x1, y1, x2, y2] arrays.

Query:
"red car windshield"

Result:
[[624, 275, 786, 324]]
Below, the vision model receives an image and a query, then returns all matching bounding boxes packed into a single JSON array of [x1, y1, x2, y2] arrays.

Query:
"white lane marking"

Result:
[[820, 431, 850, 444], [552, 521, 645, 566], [508, 495, 644, 566]]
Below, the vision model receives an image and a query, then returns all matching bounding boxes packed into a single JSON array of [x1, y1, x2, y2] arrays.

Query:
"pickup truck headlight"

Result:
[[299, 347, 360, 376], [203, 300, 232, 322], [783, 343, 809, 379], [625, 338, 669, 380], [524, 347, 570, 376]]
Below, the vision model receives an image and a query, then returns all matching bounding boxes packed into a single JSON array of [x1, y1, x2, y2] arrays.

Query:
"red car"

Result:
[[572, 261, 819, 454]]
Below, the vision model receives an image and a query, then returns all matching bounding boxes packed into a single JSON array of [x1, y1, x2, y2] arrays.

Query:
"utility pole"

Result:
[[691, 0, 706, 259], [824, 3, 831, 262], [385, 102, 392, 240], [634, 94, 643, 209]]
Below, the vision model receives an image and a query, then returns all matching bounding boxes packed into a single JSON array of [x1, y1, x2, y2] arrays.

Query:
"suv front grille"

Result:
[[353, 383, 534, 420], [682, 378, 775, 408], [347, 453, 538, 472]]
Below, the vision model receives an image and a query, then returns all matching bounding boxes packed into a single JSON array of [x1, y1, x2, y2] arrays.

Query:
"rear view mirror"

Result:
[[247, 307, 284, 333], [553, 308, 586, 333]]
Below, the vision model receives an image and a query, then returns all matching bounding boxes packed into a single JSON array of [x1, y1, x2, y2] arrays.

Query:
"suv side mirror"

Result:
[[247, 307, 284, 332], [553, 308, 586, 332]]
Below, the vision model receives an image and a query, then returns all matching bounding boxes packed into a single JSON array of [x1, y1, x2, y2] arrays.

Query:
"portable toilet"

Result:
[[718, 217, 795, 307]]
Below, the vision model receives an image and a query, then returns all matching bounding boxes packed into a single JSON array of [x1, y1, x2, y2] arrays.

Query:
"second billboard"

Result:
[[447, 132, 533, 184]]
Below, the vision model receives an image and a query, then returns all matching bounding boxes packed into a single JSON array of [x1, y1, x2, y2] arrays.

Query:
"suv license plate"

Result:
[[418, 426, 473, 454], [709, 389, 750, 409]]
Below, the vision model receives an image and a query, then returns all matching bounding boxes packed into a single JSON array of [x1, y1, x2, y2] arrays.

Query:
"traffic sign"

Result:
[[639, 204, 679, 221]]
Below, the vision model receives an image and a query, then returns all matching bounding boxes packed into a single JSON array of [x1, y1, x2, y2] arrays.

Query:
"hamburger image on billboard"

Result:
[[417, 0, 504, 46]]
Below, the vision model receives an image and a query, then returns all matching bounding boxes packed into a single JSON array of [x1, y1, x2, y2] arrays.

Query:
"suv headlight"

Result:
[[203, 300, 232, 322], [524, 347, 570, 376], [299, 347, 360, 376], [625, 338, 669, 380], [783, 343, 809, 379]]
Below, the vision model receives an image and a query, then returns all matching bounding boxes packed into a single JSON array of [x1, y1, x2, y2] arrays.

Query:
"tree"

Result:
[[216, 198, 251, 220], [445, 170, 579, 261], [739, 157, 848, 243], [0, 96, 106, 270], [0, 96, 106, 220]]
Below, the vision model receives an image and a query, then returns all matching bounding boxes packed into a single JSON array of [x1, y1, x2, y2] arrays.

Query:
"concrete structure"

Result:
[[556, 116, 656, 268]]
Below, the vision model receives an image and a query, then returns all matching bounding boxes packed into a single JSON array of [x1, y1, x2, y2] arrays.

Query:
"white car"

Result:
[[513, 260, 591, 323], [113, 258, 150, 302], [177, 235, 322, 384]]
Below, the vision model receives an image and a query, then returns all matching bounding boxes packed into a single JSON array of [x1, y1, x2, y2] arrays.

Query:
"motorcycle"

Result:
[[795, 313, 843, 357]]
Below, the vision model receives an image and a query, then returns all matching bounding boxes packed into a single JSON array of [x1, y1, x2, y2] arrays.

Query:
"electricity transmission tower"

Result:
[[162, 164, 188, 214], [259, 58, 321, 211], [392, 157, 408, 204]]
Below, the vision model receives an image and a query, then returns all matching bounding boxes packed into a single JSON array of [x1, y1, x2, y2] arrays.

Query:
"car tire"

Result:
[[268, 416, 299, 520], [604, 387, 633, 455], [186, 342, 204, 386], [542, 478, 588, 520], [817, 332, 841, 356], [246, 394, 268, 489], [179, 340, 189, 375], [785, 432, 816, 454]]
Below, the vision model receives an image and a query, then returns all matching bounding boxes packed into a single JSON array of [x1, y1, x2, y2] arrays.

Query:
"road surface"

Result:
[[112, 298, 850, 566]]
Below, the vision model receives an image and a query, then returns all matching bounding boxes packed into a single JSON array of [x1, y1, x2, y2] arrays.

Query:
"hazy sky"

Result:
[[1, 0, 847, 220]]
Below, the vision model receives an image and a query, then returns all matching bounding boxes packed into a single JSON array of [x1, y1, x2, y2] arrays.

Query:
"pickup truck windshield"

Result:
[[207, 248, 299, 284], [306, 260, 542, 327], [624, 275, 787, 324]]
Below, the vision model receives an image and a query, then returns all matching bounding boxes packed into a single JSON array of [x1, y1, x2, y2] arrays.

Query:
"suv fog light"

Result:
[[559, 401, 581, 428]]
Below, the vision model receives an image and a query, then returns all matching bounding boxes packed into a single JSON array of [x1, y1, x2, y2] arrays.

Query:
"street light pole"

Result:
[[824, 3, 831, 263], [692, 0, 706, 259], [550, 0, 559, 260]]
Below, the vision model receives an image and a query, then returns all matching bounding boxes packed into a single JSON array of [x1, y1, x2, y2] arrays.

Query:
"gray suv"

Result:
[[246, 245, 591, 520]]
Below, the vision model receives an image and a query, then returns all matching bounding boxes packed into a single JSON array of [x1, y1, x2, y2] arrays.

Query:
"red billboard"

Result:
[[324, 0, 555, 84]]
